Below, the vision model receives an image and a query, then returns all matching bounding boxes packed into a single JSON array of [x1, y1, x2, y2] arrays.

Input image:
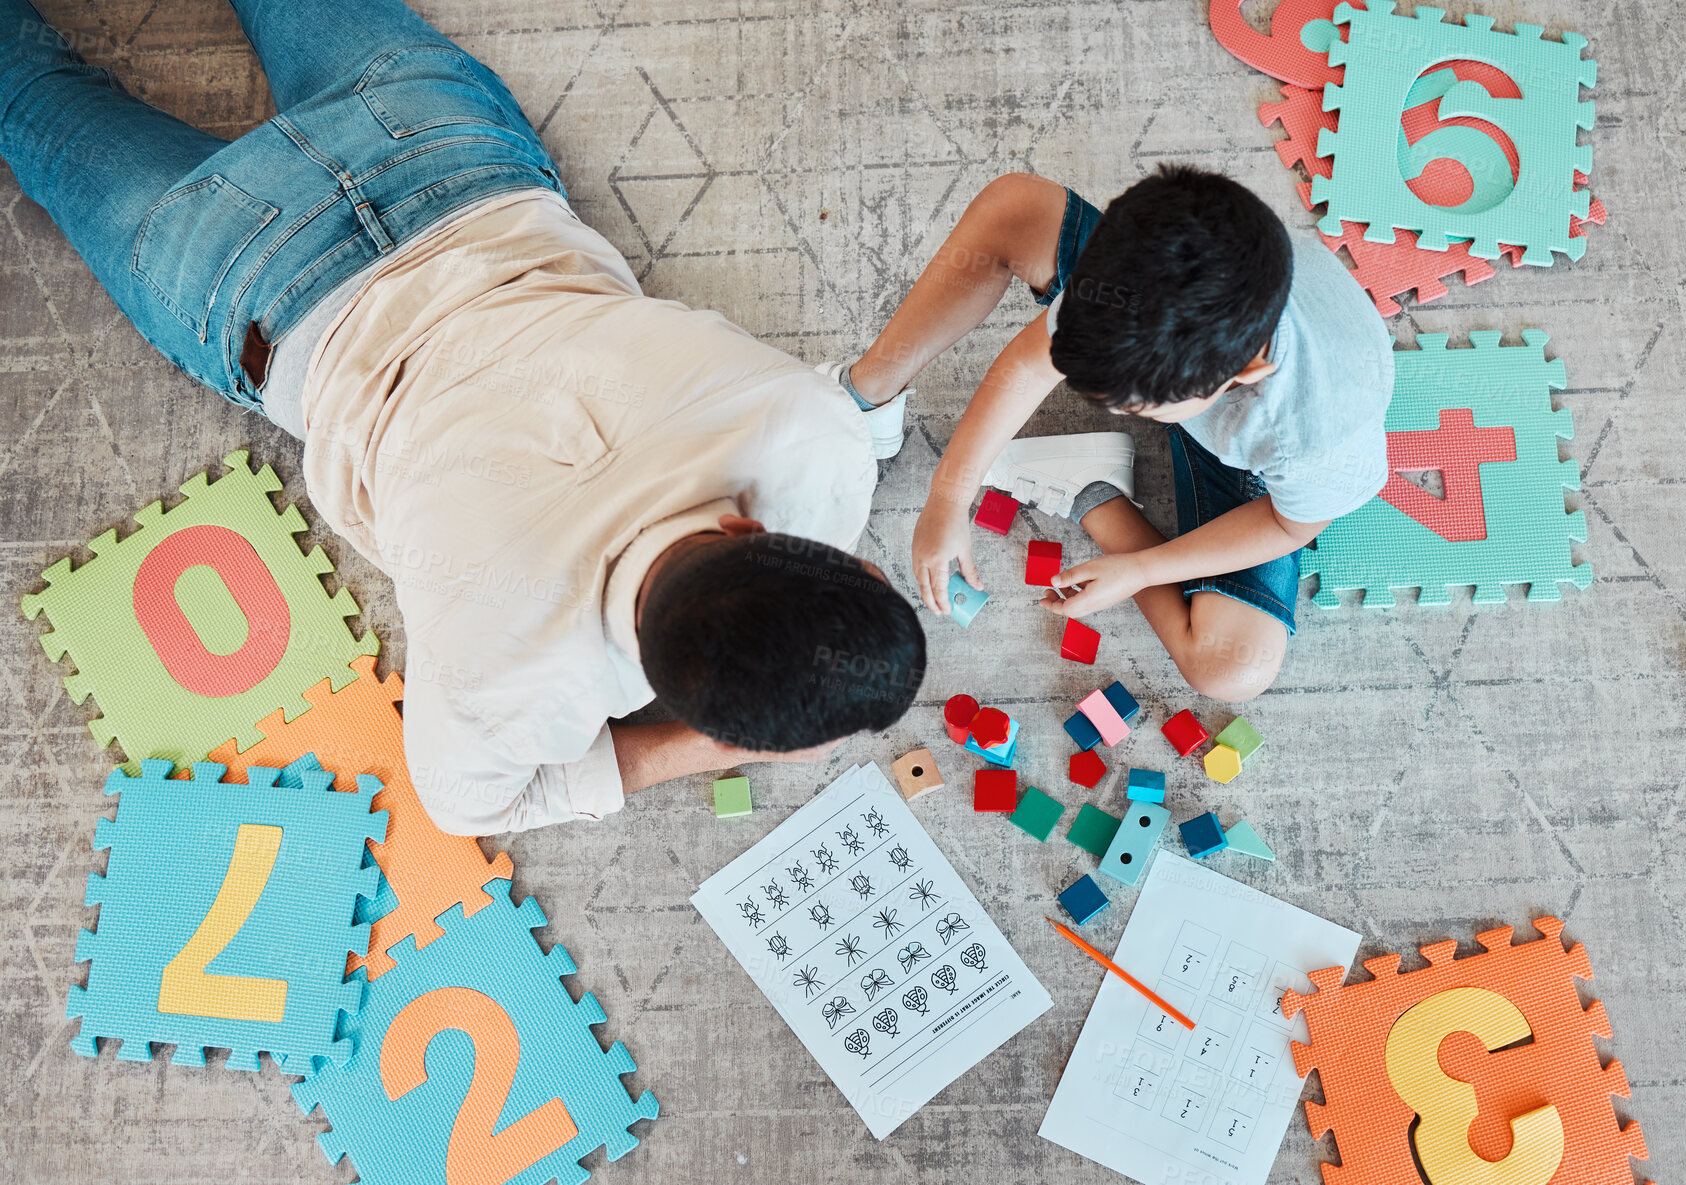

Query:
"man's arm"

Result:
[[610, 721, 839, 795]]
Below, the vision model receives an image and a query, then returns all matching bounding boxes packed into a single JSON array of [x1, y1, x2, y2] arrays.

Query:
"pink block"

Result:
[[1077, 689, 1130, 747]]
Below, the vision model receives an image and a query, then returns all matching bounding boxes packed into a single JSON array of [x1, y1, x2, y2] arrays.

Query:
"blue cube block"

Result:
[[1125, 768, 1166, 803], [1179, 811, 1229, 859], [1102, 681, 1140, 724], [1057, 874, 1110, 925], [1063, 711, 1102, 751], [964, 717, 1020, 767], [947, 572, 990, 627]]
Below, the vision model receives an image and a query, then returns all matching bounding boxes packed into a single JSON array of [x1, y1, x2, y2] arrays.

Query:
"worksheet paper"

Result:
[[1038, 853, 1361, 1184], [691, 763, 1053, 1139]]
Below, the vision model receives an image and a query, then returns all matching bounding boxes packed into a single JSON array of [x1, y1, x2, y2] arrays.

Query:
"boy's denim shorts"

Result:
[[1044, 186, 1300, 636]]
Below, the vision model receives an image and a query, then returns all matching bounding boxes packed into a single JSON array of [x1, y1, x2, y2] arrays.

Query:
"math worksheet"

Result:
[[692, 763, 1053, 1139], [1039, 853, 1361, 1184]]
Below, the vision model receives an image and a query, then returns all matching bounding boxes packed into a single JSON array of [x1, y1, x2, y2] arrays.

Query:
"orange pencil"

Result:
[[1045, 916, 1196, 1030]]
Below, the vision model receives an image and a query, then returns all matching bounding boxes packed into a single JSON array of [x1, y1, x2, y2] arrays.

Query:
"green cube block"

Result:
[[1212, 717, 1264, 762], [712, 776, 752, 818], [1066, 803, 1122, 858], [1009, 786, 1065, 842]]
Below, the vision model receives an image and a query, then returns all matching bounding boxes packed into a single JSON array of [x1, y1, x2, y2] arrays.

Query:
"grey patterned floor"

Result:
[[2, 1, 1679, 1183]]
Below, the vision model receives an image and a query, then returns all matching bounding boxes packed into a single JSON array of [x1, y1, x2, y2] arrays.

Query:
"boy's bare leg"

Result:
[[1077, 498, 1286, 702], [848, 174, 1066, 405]]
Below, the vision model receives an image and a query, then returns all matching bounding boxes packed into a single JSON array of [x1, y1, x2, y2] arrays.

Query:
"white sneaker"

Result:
[[817, 362, 910, 460], [983, 432, 1137, 518]]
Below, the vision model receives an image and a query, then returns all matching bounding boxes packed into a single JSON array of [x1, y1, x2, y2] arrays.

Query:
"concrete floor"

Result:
[[2, 0, 1679, 1182]]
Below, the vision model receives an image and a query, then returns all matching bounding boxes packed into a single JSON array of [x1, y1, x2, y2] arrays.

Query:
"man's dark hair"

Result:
[[639, 534, 926, 751], [1049, 163, 1293, 409]]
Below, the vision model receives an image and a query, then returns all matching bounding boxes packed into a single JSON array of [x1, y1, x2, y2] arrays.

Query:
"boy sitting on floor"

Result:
[[822, 165, 1393, 700]]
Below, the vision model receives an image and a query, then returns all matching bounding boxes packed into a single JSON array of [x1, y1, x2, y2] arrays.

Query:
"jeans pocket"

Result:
[[356, 46, 511, 138], [131, 175, 277, 342]]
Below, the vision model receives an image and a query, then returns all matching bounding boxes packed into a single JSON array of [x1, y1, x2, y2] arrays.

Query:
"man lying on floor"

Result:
[[0, 0, 925, 834]]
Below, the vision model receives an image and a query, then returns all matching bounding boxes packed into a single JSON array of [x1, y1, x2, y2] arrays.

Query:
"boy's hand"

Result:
[[1040, 554, 1148, 618], [912, 499, 983, 615]]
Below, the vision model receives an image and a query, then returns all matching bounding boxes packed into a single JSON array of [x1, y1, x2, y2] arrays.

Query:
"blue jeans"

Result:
[[0, 0, 562, 410], [1169, 425, 1300, 635]]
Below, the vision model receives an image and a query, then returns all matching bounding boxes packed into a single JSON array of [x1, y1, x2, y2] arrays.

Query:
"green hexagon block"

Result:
[[20, 451, 377, 770], [1302, 331, 1591, 609]]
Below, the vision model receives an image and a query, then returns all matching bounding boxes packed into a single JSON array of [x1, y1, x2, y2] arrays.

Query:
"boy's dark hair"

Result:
[[1049, 163, 1293, 409], [639, 533, 925, 752]]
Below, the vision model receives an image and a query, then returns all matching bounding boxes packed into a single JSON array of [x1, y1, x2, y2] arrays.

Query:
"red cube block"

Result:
[[969, 706, 1011, 749], [1069, 749, 1107, 789], [1162, 708, 1210, 757], [974, 768, 1018, 812], [974, 490, 1019, 536], [1025, 540, 1063, 586], [1060, 618, 1100, 664], [943, 693, 980, 744]]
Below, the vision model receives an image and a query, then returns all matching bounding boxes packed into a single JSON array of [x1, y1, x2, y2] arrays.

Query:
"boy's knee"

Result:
[[1178, 627, 1284, 703]]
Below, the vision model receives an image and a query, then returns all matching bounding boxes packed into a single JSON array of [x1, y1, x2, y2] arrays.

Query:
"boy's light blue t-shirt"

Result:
[[1049, 232, 1395, 524]]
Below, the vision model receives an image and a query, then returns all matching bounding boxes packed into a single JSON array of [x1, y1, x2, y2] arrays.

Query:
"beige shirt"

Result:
[[300, 190, 876, 836]]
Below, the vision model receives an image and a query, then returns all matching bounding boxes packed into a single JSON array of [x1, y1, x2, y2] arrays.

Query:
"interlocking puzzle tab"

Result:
[[1208, 0, 1345, 89], [292, 880, 659, 1185], [69, 759, 384, 1069], [1314, 3, 1597, 265], [205, 656, 514, 981], [1302, 331, 1591, 608], [1283, 917, 1648, 1185], [20, 451, 378, 771]]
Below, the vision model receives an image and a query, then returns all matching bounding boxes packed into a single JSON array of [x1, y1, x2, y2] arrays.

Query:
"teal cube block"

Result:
[[1125, 768, 1166, 803]]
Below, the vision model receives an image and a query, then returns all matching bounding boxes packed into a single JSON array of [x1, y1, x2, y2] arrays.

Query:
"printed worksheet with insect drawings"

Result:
[[692, 763, 1053, 1139], [1038, 854, 1361, 1185]]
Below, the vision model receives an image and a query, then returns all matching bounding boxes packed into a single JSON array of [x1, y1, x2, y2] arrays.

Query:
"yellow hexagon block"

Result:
[[1203, 743, 1243, 784]]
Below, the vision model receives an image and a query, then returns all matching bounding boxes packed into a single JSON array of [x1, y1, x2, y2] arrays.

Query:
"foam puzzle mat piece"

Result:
[[20, 451, 378, 771], [1066, 803, 1122, 858], [1282, 918, 1648, 1185], [68, 759, 384, 1068], [1313, 3, 1596, 264], [1260, 80, 1606, 314], [1209, 0, 1348, 89], [1301, 331, 1591, 608], [292, 880, 659, 1185], [205, 656, 514, 981], [1009, 786, 1065, 841]]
